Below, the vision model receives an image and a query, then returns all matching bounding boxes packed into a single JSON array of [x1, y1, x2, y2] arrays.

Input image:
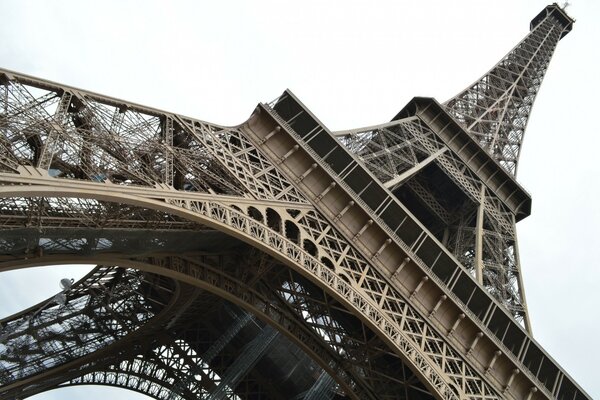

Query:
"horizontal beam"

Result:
[[0, 168, 315, 211]]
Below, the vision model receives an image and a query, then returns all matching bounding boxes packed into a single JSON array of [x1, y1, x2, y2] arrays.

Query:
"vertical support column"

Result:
[[38, 91, 72, 170], [202, 311, 253, 364], [474, 185, 486, 285], [512, 229, 532, 333], [304, 371, 336, 400], [75, 101, 97, 180], [0, 76, 6, 114], [163, 116, 174, 187], [166, 310, 253, 400], [208, 325, 278, 399], [0, 78, 20, 172], [110, 105, 126, 133]]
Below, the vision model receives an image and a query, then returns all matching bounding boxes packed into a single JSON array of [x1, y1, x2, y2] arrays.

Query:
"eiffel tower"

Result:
[[0, 3, 590, 400]]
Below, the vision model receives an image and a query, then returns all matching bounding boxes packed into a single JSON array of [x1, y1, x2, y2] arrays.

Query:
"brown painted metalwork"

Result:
[[0, 4, 589, 400]]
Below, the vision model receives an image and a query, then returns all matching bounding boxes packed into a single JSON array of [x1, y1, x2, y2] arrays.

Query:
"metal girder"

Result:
[[252, 87, 588, 400], [0, 266, 180, 398], [0, 4, 591, 400], [1, 251, 435, 399]]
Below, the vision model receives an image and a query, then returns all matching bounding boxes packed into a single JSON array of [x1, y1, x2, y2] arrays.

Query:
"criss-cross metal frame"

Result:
[[0, 4, 590, 400]]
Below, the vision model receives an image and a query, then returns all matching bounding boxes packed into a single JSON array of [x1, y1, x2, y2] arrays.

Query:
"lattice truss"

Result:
[[0, 195, 228, 257], [285, 209, 499, 399], [334, 6, 573, 328], [56, 274, 323, 400], [0, 249, 449, 400], [338, 117, 527, 322], [0, 68, 530, 398], [444, 12, 566, 176], [0, 74, 306, 204], [0, 135, 505, 400], [0, 5, 583, 400], [0, 267, 175, 388]]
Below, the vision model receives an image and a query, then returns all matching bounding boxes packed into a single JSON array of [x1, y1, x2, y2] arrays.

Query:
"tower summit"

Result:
[[0, 3, 590, 400], [445, 3, 574, 176]]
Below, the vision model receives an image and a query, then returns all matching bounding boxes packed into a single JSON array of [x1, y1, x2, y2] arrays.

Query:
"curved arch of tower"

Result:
[[0, 4, 592, 400]]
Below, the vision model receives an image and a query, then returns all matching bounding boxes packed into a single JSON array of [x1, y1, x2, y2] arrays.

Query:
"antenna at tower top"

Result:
[[562, 1, 571, 10]]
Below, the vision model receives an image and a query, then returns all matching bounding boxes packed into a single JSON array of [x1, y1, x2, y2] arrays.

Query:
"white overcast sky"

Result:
[[0, 1, 599, 399]]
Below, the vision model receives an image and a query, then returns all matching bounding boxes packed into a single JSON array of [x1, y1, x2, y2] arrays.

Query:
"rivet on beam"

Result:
[[295, 163, 318, 183], [334, 201, 355, 221], [485, 350, 502, 374], [260, 126, 281, 144], [392, 257, 411, 280], [373, 238, 392, 259], [429, 295, 447, 317], [410, 276, 429, 300], [278, 144, 299, 163], [352, 219, 373, 242], [448, 313, 465, 337], [525, 386, 538, 400], [467, 332, 484, 356], [502, 369, 520, 394]]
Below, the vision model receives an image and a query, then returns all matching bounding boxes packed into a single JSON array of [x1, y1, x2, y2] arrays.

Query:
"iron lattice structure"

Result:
[[0, 4, 590, 400]]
